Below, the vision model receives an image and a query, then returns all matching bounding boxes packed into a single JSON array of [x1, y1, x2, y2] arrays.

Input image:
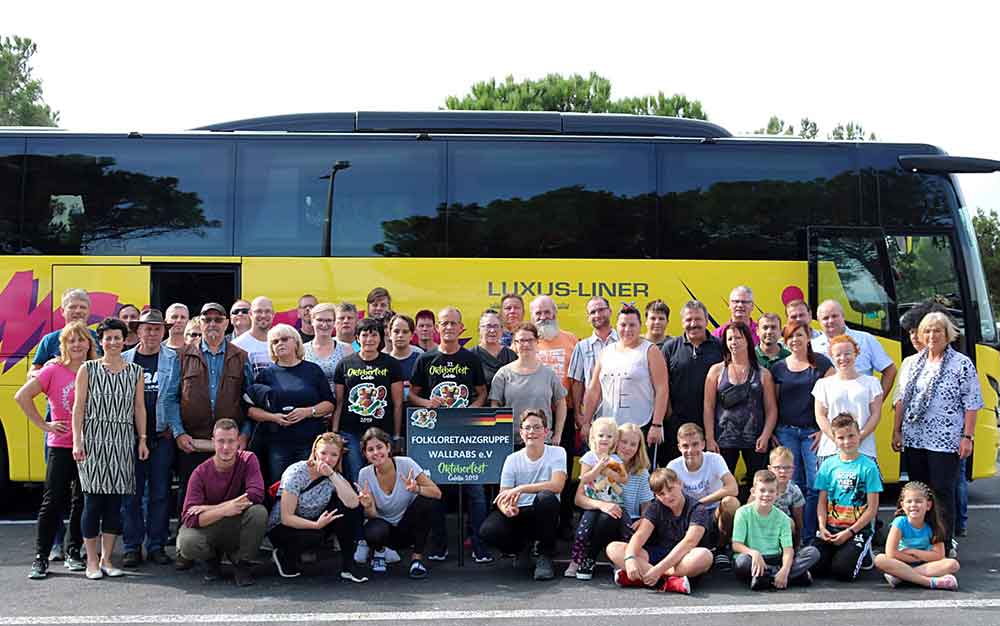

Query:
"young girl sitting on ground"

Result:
[[874, 481, 960, 590], [565, 417, 628, 579]]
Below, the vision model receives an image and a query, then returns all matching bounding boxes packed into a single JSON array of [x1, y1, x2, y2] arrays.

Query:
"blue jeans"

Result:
[[429, 484, 488, 555], [956, 457, 968, 532], [268, 440, 314, 484], [123, 435, 176, 553], [775, 424, 819, 542], [338, 432, 366, 484]]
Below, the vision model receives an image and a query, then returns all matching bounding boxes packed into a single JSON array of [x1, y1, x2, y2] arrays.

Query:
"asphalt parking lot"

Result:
[[1, 476, 998, 626]]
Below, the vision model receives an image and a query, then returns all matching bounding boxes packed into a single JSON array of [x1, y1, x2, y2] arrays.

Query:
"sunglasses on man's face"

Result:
[[231, 308, 250, 315]]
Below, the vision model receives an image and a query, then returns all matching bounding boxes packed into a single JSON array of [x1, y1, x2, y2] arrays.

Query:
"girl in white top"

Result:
[[566, 417, 629, 578], [812, 335, 884, 459], [581, 306, 669, 448]]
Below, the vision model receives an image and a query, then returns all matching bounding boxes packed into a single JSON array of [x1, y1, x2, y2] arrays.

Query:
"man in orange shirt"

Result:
[[529, 296, 578, 536]]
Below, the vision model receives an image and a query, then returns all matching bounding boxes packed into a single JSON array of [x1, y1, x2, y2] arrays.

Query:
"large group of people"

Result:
[[16, 284, 982, 595]]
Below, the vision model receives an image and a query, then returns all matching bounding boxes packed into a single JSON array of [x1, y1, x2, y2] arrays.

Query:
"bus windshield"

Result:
[[956, 205, 998, 343]]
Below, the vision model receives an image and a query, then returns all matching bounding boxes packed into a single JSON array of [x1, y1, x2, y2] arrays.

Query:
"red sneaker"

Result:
[[660, 575, 691, 594], [614, 568, 645, 588]]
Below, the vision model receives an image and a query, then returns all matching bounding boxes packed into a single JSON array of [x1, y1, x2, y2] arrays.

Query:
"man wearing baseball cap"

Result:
[[121, 308, 181, 568], [163, 302, 255, 572]]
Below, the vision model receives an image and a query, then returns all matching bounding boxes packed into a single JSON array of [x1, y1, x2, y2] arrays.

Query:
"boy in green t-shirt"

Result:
[[732, 470, 821, 590]]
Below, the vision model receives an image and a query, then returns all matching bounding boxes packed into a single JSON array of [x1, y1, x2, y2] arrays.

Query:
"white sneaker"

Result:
[[353, 540, 370, 565], [384, 547, 401, 564], [564, 561, 579, 578], [49, 545, 64, 562]]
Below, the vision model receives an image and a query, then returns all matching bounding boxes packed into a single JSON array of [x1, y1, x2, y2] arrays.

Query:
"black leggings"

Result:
[[82, 493, 123, 539], [479, 490, 561, 557], [904, 447, 960, 547], [571, 509, 632, 562], [35, 447, 83, 557], [364, 495, 438, 555], [268, 493, 361, 573]]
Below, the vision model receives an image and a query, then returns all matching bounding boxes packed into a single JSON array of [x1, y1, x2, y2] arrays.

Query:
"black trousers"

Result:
[[812, 528, 874, 581], [720, 447, 769, 498], [35, 447, 83, 557], [268, 493, 361, 573], [479, 490, 561, 557], [363, 495, 438, 555], [903, 446, 960, 548], [559, 410, 577, 529], [643, 420, 679, 469]]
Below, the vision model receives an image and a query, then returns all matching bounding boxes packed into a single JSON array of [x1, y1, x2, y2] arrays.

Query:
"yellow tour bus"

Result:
[[0, 111, 997, 488]]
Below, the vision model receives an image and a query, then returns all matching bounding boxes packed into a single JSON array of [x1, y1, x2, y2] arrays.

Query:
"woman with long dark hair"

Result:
[[703, 322, 777, 483]]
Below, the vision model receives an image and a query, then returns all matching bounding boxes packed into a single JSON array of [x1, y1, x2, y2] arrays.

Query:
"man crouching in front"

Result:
[[177, 418, 266, 586]]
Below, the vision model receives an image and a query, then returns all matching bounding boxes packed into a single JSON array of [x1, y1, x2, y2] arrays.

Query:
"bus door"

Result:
[[897, 154, 1000, 480], [146, 261, 240, 316], [807, 226, 902, 479], [25, 263, 152, 479]]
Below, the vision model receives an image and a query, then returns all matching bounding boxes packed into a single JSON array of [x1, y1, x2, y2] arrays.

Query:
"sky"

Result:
[[7, 1, 1000, 211]]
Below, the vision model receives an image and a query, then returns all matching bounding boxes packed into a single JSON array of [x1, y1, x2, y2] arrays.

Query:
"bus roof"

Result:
[[192, 111, 733, 139]]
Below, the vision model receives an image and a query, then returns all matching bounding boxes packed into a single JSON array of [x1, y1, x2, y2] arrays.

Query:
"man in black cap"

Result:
[[163, 303, 254, 569], [121, 308, 180, 568]]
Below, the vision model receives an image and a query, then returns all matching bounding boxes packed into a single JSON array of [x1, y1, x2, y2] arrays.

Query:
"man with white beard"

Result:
[[529, 296, 578, 537]]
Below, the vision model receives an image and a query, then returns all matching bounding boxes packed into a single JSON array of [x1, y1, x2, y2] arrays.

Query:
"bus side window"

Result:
[[0, 141, 23, 254]]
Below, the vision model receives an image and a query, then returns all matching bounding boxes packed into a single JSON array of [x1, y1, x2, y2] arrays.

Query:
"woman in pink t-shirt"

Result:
[[15, 321, 96, 579]]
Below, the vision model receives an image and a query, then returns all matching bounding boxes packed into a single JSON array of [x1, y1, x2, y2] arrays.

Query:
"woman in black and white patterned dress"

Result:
[[893, 311, 982, 553], [72, 318, 148, 579]]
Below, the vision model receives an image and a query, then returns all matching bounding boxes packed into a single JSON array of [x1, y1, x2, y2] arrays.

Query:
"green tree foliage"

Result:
[[0, 35, 59, 126], [754, 115, 795, 136], [445, 72, 708, 119], [753, 116, 871, 140], [829, 121, 876, 141], [973, 208, 1000, 312], [798, 118, 819, 139]]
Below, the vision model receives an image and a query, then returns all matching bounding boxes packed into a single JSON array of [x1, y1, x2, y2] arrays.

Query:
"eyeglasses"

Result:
[[202, 316, 226, 324], [520, 424, 546, 432], [230, 308, 250, 315], [185, 332, 202, 338], [479, 323, 501, 330]]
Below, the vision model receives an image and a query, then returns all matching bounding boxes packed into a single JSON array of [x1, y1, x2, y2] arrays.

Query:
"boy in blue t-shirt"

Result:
[[812, 413, 882, 581]]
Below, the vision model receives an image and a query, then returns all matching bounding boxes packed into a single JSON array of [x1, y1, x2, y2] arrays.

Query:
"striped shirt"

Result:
[[621, 469, 654, 520]]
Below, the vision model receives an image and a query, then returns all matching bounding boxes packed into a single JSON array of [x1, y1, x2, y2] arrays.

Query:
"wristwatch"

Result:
[[310, 406, 317, 418], [962, 433, 974, 441]]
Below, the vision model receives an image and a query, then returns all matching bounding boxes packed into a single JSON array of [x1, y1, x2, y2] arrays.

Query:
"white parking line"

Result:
[[0, 599, 998, 625]]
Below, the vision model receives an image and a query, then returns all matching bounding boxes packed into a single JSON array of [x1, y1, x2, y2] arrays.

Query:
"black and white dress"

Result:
[[77, 360, 142, 495]]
